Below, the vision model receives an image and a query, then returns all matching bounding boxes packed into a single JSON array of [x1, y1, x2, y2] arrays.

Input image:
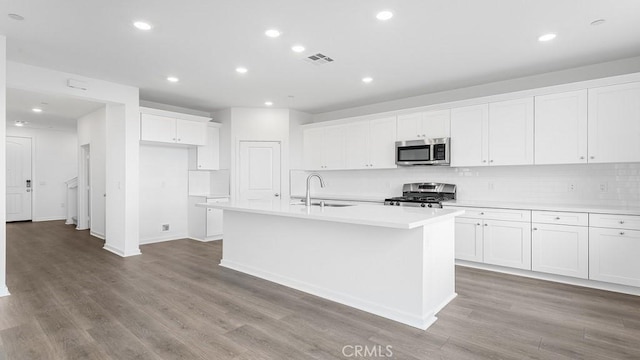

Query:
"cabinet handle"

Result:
[[479, 212, 484, 215], [620, 220, 625, 224], [490, 160, 494, 163], [482, 160, 487, 163], [484, 223, 488, 227], [620, 231, 625, 236], [580, 156, 585, 160], [172, 138, 176, 141], [533, 228, 538, 231], [590, 156, 595, 159], [177, 138, 181, 142], [370, 164, 373, 167], [555, 217, 561, 220], [476, 223, 481, 226]]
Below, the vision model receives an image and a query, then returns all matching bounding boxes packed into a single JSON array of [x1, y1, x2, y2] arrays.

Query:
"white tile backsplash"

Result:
[[291, 163, 640, 207]]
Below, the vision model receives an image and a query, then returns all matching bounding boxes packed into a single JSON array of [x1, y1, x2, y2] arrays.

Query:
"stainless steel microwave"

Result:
[[395, 138, 450, 166]]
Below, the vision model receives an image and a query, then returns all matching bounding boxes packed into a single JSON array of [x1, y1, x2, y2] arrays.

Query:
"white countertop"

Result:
[[197, 200, 464, 229], [188, 194, 230, 199], [444, 200, 640, 216]]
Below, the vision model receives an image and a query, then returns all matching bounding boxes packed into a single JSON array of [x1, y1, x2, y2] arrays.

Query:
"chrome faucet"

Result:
[[305, 173, 325, 206]]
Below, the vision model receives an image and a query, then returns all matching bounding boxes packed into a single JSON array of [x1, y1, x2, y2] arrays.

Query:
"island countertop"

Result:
[[197, 200, 464, 229]]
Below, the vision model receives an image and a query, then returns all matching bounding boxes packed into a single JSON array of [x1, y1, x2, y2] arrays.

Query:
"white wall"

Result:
[[313, 56, 640, 122], [78, 107, 106, 237], [291, 163, 640, 208], [7, 62, 140, 257], [6, 127, 78, 221], [139, 145, 189, 244], [289, 109, 312, 170], [1, 36, 8, 297]]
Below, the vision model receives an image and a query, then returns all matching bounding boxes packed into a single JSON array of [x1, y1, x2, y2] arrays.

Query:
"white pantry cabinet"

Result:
[[534, 90, 588, 165], [396, 110, 450, 140], [140, 112, 207, 146], [303, 125, 346, 170], [344, 117, 397, 169], [588, 81, 640, 164], [531, 211, 589, 279]]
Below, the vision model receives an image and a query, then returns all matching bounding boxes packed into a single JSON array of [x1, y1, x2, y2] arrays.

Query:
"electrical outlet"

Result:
[[567, 183, 576, 192], [599, 183, 608, 193], [162, 224, 170, 231]]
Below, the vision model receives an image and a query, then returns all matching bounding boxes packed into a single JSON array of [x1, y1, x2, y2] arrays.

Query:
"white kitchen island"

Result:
[[198, 200, 464, 329]]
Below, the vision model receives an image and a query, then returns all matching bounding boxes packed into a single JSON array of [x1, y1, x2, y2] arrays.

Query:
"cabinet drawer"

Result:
[[590, 213, 640, 231], [532, 211, 588, 226], [446, 206, 530, 222]]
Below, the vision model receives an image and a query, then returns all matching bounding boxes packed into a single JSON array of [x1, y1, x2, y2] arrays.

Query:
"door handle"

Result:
[[274, 193, 280, 197], [26, 179, 31, 188]]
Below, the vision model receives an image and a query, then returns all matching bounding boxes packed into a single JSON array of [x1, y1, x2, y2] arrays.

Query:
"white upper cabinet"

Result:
[[140, 110, 208, 146], [397, 110, 450, 140], [190, 125, 220, 170], [534, 90, 588, 165], [303, 126, 346, 170], [450, 104, 489, 167], [368, 117, 397, 168], [488, 97, 534, 166], [588, 81, 640, 164], [344, 121, 370, 170]]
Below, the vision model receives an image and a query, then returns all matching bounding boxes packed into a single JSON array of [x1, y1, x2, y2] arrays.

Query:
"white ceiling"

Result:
[[1, 0, 640, 114], [6, 88, 104, 130]]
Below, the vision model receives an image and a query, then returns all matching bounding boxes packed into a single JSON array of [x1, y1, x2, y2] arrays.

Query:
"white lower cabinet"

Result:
[[454, 217, 483, 262], [206, 198, 226, 238], [532, 223, 589, 279], [589, 213, 640, 287], [483, 220, 532, 270], [188, 196, 228, 241]]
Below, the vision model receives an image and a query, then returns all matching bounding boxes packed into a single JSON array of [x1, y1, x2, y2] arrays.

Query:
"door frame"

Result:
[[5, 135, 35, 222], [77, 144, 90, 230]]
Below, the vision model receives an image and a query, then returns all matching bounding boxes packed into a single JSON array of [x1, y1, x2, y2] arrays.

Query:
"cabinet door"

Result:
[[303, 128, 324, 170], [534, 90, 588, 165], [532, 224, 588, 279], [176, 119, 207, 146], [421, 109, 451, 138], [196, 126, 220, 170], [454, 218, 483, 262], [323, 125, 346, 170], [450, 104, 489, 167], [396, 112, 422, 140], [140, 113, 176, 143], [369, 117, 397, 169], [488, 97, 534, 166], [588, 82, 640, 163], [483, 220, 532, 270], [344, 121, 370, 170], [589, 228, 640, 287], [206, 198, 228, 238]]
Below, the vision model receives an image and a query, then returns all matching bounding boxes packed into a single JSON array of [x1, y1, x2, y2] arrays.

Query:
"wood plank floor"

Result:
[[1, 220, 639, 359]]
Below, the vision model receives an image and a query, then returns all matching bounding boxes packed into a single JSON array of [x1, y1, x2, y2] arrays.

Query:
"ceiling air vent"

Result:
[[304, 53, 334, 65]]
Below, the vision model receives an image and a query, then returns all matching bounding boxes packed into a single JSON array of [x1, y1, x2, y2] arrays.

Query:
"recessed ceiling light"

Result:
[[591, 19, 606, 26], [538, 33, 557, 42], [236, 67, 248, 74], [14, 121, 26, 127], [362, 77, 374, 84], [8, 13, 25, 21], [133, 21, 152, 31], [265, 101, 273, 106], [32, 108, 43, 113], [376, 11, 393, 21], [291, 45, 305, 53], [167, 76, 179, 83], [265, 29, 281, 38]]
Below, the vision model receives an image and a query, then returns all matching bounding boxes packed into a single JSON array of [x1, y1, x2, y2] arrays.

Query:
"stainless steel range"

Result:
[[384, 183, 456, 208]]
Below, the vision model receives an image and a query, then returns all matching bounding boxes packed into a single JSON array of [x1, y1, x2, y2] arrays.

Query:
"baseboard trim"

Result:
[[103, 244, 141, 258], [0, 285, 10, 297], [188, 235, 223, 242], [140, 234, 188, 245], [33, 216, 66, 222], [456, 260, 640, 296], [220, 259, 444, 330], [90, 231, 105, 240]]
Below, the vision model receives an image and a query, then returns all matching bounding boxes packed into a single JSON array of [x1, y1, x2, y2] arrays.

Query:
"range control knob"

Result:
[[395, 202, 400, 206], [420, 203, 426, 208], [427, 203, 433, 208]]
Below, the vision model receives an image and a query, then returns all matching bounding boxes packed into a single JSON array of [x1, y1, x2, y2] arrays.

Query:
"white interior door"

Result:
[[6, 136, 33, 222], [239, 141, 281, 201]]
